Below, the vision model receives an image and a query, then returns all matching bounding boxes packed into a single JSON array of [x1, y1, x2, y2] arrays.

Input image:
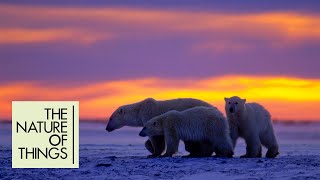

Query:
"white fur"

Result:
[[225, 96, 279, 158], [143, 106, 234, 157], [106, 98, 213, 156]]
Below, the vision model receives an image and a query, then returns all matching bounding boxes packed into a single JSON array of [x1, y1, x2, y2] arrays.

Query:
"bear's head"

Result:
[[224, 96, 246, 115], [106, 98, 157, 132], [139, 115, 164, 137]]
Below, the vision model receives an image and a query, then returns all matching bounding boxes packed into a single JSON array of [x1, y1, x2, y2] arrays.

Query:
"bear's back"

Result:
[[159, 98, 212, 113], [175, 106, 228, 140], [245, 103, 271, 128], [246, 103, 270, 118]]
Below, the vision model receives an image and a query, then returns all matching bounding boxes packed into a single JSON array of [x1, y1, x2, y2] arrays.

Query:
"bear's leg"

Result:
[[214, 139, 234, 158], [184, 141, 213, 157], [260, 128, 279, 158], [184, 141, 200, 157], [229, 124, 239, 149], [199, 142, 215, 157], [148, 135, 165, 157], [241, 136, 262, 158], [266, 146, 279, 158], [145, 139, 154, 154], [257, 146, 262, 158], [162, 131, 179, 157]]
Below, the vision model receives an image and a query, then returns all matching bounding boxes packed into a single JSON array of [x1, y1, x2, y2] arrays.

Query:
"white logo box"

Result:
[[12, 101, 79, 168]]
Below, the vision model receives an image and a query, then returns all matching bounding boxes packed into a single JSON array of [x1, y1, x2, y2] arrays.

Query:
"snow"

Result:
[[1, 121, 320, 179]]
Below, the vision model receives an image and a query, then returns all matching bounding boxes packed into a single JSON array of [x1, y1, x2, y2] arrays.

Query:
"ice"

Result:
[[1, 121, 319, 179]]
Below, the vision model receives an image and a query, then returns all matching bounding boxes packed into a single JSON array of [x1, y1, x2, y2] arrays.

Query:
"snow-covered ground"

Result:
[[1, 121, 319, 179]]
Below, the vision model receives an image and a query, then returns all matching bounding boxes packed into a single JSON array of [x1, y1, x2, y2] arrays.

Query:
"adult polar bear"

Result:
[[225, 96, 279, 158], [106, 98, 213, 157]]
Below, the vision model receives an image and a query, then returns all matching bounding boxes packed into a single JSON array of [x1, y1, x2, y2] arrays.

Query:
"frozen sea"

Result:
[[1, 121, 320, 179]]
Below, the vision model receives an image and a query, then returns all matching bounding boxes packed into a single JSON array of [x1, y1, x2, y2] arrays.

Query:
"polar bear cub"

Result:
[[139, 106, 234, 157], [224, 96, 279, 158]]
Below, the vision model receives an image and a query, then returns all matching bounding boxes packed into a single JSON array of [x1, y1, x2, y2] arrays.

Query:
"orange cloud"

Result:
[[0, 28, 113, 44], [0, 5, 319, 47], [1, 75, 320, 121]]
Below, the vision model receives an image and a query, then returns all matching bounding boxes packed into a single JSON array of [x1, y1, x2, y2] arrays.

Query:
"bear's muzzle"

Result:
[[139, 127, 147, 137], [106, 118, 115, 132]]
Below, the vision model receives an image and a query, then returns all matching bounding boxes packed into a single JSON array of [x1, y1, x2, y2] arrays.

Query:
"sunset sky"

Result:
[[1, 1, 320, 121]]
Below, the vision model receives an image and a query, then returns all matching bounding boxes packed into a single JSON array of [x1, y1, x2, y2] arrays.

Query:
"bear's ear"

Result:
[[224, 97, 229, 102], [242, 99, 246, 103]]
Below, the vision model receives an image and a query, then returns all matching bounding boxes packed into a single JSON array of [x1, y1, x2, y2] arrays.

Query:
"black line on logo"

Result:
[[72, 105, 75, 165]]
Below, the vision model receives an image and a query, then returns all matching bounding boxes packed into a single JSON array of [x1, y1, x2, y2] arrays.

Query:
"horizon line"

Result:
[[1, 119, 319, 124]]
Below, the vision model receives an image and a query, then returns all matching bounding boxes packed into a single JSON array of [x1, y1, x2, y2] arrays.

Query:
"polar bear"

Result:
[[224, 96, 279, 158], [139, 106, 234, 158], [106, 98, 213, 157]]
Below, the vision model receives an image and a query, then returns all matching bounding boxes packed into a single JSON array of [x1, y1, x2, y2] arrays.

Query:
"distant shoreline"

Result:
[[1, 119, 319, 124]]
